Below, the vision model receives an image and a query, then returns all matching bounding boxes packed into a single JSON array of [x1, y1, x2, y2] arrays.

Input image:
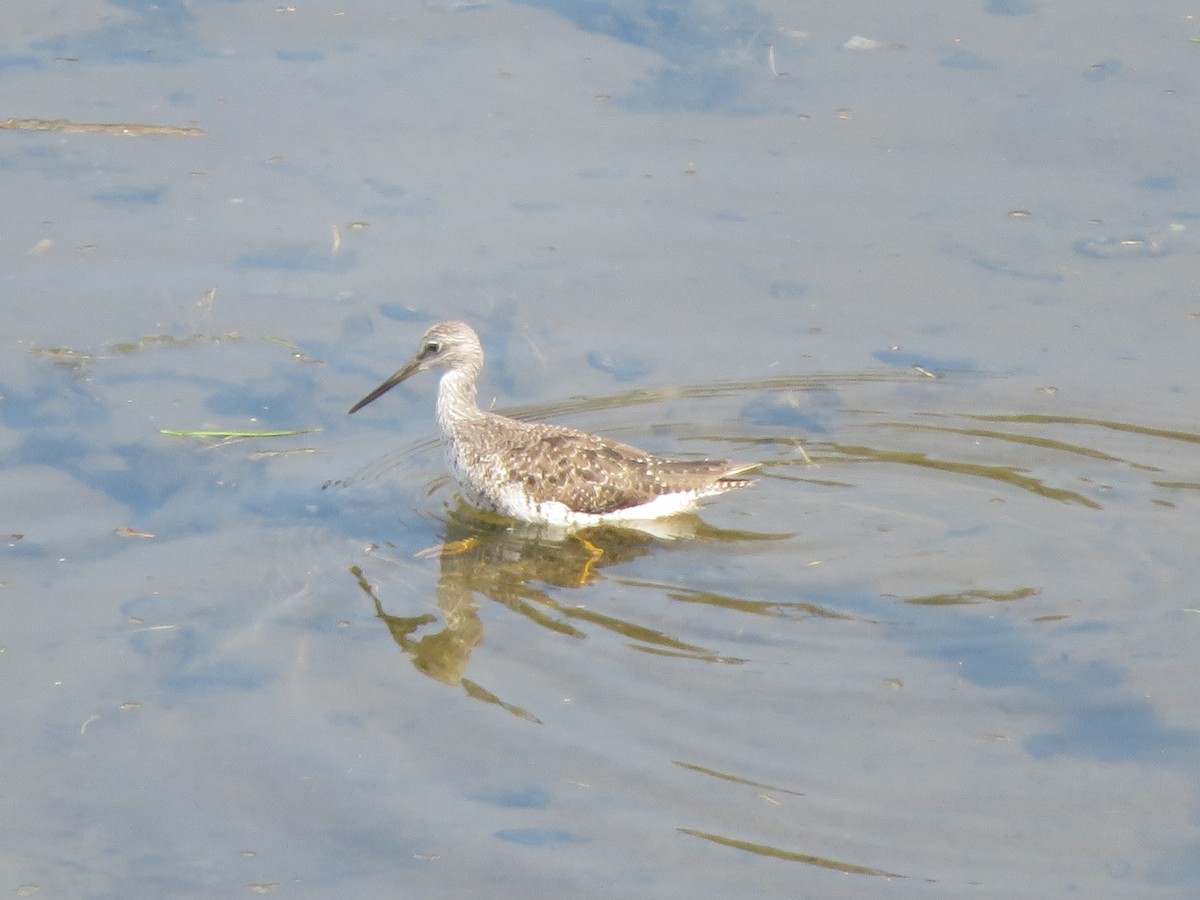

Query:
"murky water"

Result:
[[3, 1, 1199, 897]]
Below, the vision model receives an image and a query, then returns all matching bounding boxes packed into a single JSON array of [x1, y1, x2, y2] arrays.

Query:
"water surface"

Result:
[[2, 1, 1199, 897]]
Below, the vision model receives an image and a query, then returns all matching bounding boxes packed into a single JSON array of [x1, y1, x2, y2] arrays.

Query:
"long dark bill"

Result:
[[347, 355, 424, 414]]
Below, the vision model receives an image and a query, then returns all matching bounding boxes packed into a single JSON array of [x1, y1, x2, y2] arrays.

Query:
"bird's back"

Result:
[[445, 413, 754, 520]]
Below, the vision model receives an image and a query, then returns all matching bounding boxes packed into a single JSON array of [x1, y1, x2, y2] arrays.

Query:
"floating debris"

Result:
[[843, 35, 883, 51], [0, 117, 204, 137], [262, 335, 324, 365], [115, 526, 155, 539], [160, 427, 320, 441], [1074, 235, 1169, 259]]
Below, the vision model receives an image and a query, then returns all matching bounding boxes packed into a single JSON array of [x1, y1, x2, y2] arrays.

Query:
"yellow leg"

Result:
[[415, 535, 480, 559], [574, 534, 605, 584]]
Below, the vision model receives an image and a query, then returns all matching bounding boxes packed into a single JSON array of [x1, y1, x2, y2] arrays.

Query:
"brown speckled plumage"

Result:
[[349, 321, 756, 525]]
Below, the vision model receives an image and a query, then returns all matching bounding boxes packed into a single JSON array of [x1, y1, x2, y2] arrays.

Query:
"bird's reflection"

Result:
[[351, 504, 793, 722]]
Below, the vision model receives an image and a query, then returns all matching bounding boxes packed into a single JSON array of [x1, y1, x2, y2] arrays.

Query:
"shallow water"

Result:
[[3, 1, 1200, 897]]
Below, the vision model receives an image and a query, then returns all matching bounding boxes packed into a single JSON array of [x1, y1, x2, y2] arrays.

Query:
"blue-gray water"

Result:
[[3, 2, 1199, 897]]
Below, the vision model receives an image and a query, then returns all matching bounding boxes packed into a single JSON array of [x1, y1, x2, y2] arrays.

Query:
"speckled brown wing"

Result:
[[461, 418, 752, 516]]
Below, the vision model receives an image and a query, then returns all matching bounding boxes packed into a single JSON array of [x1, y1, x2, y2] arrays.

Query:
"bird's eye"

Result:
[[424, 342, 441, 356]]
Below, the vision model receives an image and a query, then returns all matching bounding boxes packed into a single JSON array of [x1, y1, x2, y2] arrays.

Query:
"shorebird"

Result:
[[348, 320, 756, 527]]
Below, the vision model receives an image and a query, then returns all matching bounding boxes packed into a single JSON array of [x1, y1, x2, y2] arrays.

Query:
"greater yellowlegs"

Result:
[[348, 321, 757, 527]]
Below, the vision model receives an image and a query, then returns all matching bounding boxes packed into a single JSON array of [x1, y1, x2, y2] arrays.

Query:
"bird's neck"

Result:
[[436, 368, 485, 435]]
